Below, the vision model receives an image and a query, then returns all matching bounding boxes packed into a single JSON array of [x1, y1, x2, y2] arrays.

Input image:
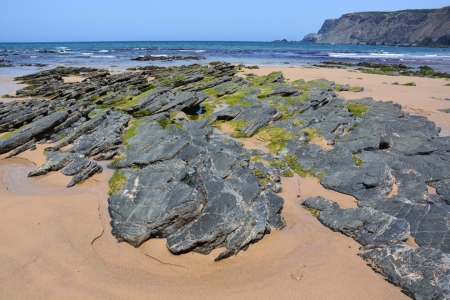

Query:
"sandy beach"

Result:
[[2, 65, 448, 299]]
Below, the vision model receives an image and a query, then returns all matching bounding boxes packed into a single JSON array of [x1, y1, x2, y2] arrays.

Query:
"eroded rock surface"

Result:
[[361, 245, 450, 299], [109, 120, 285, 260], [360, 198, 450, 253], [2, 61, 450, 286], [302, 197, 410, 248]]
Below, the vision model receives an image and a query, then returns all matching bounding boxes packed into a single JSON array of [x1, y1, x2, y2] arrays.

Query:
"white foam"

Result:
[[328, 53, 358, 57], [82, 53, 93, 55], [179, 50, 205, 53], [99, 50, 109, 53], [151, 54, 168, 57], [92, 55, 116, 58], [30, 56, 37, 58], [368, 53, 405, 57], [327, 52, 438, 59]]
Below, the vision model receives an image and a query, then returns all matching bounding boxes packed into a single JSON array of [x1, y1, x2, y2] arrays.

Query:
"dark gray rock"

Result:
[[290, 144, 355, 175], [0, 110, 69, 154], [360, 245, 450, 299], [260, 73, 284, 85], [166, 170, 247, 256], [434, 179, 450, 204], [266, 86, 302, 97], [126, 87, 172, 112], [321, 162, 393, 201], [208, 105, 243, 124], [173, 73, 205, 88], [107, 113, 285, 260], [109, 159, 205, 247], [61, 153, 90, 176], [28, 151, 73, 177], [4, 139, 35, 159], [360, 198, 450, 253], [67, 160, 102, 187], [65, 112, 129, 157], [46, 111, 110, 151], [183, 75, 233, 92], [207, 144, 247, 178], [166, 168, 285, 260], [303, 197, 410, 247], [116, 122, 191, 168], [236, 104, 282, 136], [154, 91, 207, 114]]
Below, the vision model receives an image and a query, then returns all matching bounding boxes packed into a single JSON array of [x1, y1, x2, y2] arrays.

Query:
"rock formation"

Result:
[[1, 62, 450, 296], [303, 197, 450, 299], [303, 6, 450, 47]]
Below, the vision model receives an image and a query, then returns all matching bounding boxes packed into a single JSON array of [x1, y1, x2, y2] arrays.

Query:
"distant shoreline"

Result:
[[1, 41, 450, 76]]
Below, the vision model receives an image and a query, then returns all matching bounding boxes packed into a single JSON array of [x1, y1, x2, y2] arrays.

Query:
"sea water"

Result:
[[1, 41, 450, 76]]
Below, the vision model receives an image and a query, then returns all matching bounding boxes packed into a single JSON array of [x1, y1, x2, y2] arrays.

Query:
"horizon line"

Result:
[[0, 40, 303, 44]]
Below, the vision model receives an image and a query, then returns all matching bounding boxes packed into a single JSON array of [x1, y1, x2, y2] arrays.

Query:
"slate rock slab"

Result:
[[109, 159, 205, 247], [236, 103, 282, 136], [116, 122, 191, 168], [302, 197, 410, 247], [320, 162, 393, 201], [360, 245, 450, 300], [28, 151, 73, 177], [360, 198, 450, 253]]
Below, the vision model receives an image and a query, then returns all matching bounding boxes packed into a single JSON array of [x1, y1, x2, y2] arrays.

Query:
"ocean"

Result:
[[1, 41, 450, 76]]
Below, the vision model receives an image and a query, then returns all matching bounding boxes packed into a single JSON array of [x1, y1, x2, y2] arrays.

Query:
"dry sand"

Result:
[[3, 67, 445, 299], [62, 76, 85, 83]]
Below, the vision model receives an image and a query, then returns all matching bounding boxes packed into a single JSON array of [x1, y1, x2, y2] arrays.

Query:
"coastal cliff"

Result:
[[303, 6, 450, 47]]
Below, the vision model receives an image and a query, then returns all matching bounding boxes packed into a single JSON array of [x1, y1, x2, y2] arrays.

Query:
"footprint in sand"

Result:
[[290, 264, 307, 281]]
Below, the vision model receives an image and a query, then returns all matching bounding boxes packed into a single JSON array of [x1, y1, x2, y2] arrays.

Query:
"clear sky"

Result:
[[1, 0, 448, 42]]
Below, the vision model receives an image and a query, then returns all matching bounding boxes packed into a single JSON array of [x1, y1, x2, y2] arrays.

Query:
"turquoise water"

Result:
[[1, 41, 450, 76]]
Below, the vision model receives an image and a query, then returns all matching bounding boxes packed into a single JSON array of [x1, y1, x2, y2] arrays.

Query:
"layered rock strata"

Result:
[[1, 63, 450, 295], [304, 6, 450, 47]]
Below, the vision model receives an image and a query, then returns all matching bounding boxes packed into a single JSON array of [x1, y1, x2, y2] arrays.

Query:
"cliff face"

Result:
[[303, 6, 450, 47]]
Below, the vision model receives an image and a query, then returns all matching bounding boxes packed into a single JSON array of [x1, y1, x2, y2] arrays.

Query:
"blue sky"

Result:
[[1, 0, 448, 42]]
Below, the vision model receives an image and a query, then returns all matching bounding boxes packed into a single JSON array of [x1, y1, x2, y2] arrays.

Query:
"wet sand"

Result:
[[1, 68, 435, 299], [0, 76, 30, 102]]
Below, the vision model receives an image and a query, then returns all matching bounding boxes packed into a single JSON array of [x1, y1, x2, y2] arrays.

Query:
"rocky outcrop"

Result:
[[361, 245, 450, 299], [109, 120, 285, 260], [303, 196, 450, 299], [303, 6, 450, 47], [360, 198, 450, 253], [0, 63, 287, 261], [3, 61, 450, 291], [302, 197, 410, 248], [0, 64, 228, 188]]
